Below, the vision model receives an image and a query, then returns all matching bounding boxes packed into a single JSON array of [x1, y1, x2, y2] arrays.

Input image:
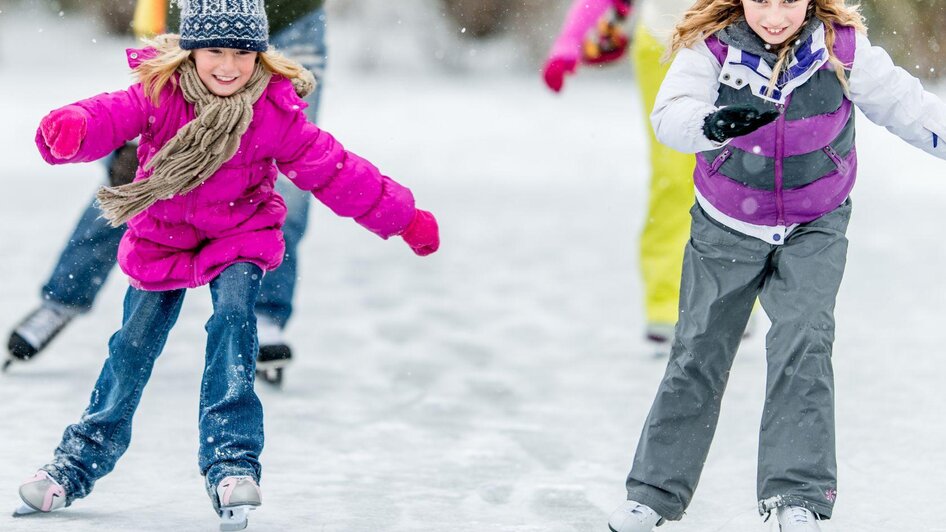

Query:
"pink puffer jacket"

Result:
[[36, 48, 416, 291]]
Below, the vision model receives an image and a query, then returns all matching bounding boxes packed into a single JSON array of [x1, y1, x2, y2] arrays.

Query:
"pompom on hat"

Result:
[[177, 0, 269, 52]]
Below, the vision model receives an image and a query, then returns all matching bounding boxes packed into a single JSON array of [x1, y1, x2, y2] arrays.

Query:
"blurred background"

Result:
[[1, 2, 945, 531], [2, 0, 944, 78]]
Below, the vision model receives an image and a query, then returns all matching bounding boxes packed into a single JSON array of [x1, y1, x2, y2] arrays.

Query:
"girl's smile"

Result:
[[742, 0, 810, 45], [192, 48, 259, 96]]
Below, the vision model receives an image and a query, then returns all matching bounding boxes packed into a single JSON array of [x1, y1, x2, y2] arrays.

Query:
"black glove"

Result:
[[107, 141, 139, 187], [703, 104, 780, 144]]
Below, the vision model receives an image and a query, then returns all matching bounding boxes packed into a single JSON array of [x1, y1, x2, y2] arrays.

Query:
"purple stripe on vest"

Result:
[[785, 38, 827, 82], [694, 148, 857, 225], [831, 25, 856, 66], [728, 98, 852, 158], [705, 34, 727, 65], [738, 52, 762, 71]]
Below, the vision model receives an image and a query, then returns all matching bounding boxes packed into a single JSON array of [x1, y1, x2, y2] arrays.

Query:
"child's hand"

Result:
[[702, 104, 780, 144], [401, 209, 439, 256], [543, 54, 579, 93], [40, 107, 88, 159]]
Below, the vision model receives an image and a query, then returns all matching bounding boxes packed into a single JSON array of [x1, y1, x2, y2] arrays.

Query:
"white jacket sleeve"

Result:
[[849, 32, 946, 159], [650, 40, 726, 153]]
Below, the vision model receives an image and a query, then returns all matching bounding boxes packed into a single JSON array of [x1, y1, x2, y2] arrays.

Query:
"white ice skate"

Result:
[[776, 506, 821, 532], [13, 471, 66, 516], [608, 500, 663, 532], [645, 322, 674, 358], [216, 476, 261, 531]]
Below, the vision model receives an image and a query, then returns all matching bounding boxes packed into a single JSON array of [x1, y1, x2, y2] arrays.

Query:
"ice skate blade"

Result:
[[2, 358, 13, 373], [12, 503, 38, 517], [256, 367, 284, 387], [220, 504, 255, 531]]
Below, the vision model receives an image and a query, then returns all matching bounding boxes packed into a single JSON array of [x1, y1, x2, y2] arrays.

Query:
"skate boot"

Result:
[[256, 344, 291, 386], [645, 322, 674, 358], [255, 317, 291, 387], [13, 471, 66, 516], [608, 500, 663, 532], [5, 302, 80, 371], [215, 476, 261, 531], [776, 506, 821, 531]]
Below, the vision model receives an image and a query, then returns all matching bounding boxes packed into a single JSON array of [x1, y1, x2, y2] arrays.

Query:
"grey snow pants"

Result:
[[625, 199, 852, 521]]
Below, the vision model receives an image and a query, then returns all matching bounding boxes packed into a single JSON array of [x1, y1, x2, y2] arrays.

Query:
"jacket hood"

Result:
[[126, 47, 159, 69]]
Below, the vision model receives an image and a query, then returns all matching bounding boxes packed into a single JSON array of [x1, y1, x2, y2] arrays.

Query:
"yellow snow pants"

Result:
[[632, 26, 696, 328]]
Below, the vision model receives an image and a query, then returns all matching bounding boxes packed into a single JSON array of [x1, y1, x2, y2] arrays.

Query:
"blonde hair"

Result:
[[667, 0, 867, 94], [135, 34, 308, 105]]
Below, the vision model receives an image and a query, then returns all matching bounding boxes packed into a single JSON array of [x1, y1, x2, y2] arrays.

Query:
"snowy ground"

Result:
[[1, 6, 945, 532]]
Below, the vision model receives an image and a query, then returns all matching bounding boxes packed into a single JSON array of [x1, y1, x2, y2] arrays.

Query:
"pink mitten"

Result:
[[543, 54, 579, 93], [401, 209, 440, 257], [543, 0, 616, 93], [40, 106, 88, 160]]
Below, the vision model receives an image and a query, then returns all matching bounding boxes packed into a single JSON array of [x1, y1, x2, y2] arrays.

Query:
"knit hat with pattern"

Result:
[[177, 0, 269, 52]]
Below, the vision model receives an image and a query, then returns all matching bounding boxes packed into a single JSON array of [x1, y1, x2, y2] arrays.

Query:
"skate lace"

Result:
[[785, 506, 813, 524], [621, 502, 653, 519], [17, 306, 75, 345]]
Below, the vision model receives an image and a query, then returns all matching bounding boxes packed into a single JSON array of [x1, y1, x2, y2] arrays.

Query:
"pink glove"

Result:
[[543, 0, 616, 93], [401, 209, 439, 256], [543, 54, 579, 93], [40, 106, 88, 160]]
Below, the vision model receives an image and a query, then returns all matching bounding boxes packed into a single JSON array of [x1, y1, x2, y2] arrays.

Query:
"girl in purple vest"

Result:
[[15, 0, 438, 528], [607, 1, 946, 531]]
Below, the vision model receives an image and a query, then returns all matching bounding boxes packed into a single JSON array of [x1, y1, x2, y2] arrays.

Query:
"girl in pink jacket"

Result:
[[16, 0, 438, 528]]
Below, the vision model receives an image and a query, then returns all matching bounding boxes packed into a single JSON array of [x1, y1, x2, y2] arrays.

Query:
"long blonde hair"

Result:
[[667, 0, 867, 94], [135, 34, 308, 105]]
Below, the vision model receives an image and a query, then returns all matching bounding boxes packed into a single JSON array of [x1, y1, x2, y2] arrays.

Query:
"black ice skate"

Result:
[[256, 344, 292, 387], [254, 316, 291, 386], [4, 303, 80, 371]]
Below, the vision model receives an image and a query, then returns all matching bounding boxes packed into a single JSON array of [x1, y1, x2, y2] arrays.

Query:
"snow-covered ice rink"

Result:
[[1, 6, 945, 531]]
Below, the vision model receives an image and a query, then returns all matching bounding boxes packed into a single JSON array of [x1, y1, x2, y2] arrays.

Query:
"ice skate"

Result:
[[608, 500, 663, 532], [13, 471, 65, 516], [256, 344, 291, 386], [645, 322, 674, 358], [5, 302, 80, 371], [215, 476, 261, 531], [776, 506, 821, 532], [255, 317, 291, 387]]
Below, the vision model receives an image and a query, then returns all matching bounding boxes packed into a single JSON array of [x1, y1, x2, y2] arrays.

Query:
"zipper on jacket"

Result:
[[711, 148, 733, 174], [823, 145, 849, 173], [774, 102, 787, 226], [184, 189, 196, 224]]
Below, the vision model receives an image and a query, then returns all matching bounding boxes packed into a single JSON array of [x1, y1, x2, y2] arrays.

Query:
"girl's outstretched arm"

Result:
[[848, 32, 946, 159], [544, 0, 629, 92], [35, 84, 149, 165]]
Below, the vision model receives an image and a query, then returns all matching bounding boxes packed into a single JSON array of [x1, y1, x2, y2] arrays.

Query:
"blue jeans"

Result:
[[40, 8, 327, 328], [255, 8, 327, 327], [44, 263, 265, 504]]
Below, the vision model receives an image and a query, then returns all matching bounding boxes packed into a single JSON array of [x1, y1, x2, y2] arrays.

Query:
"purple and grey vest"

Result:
[[696, 24, 857, 226]]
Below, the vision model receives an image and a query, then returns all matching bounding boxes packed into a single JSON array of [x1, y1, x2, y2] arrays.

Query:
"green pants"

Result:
[[626, 200, 852, 521], [633, 27, 696, 328]]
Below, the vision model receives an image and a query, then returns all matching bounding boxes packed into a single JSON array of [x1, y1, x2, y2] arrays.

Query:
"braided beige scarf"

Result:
[[96, 58, 314, 227]]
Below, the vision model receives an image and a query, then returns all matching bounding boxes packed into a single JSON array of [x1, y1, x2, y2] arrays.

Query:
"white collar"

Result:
[[717, 24, 829, 104]]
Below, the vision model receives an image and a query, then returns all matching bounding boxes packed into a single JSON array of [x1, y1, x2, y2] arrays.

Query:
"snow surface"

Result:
[[1, 5, 945, 532]]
